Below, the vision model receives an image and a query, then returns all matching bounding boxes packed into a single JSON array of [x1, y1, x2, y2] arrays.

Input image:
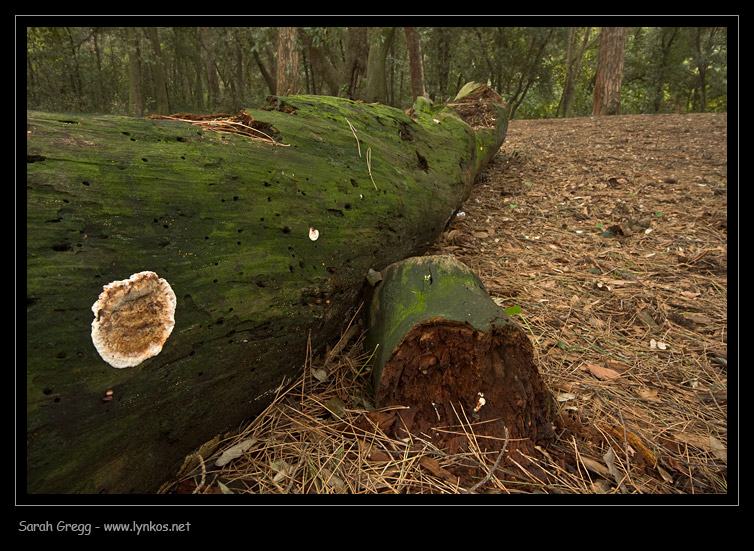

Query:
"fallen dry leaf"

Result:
[[580, 456, 611, 478], [419, 456, 457, 482], [636, 388, 659, 400], [215, 438, 256, 467], [708, 436, 727, 462], [581, 361, 621, 381]]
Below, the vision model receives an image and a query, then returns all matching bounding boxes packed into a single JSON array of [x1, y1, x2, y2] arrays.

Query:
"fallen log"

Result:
[[365, 255, 555, 463], [25, 91, 508, 493]]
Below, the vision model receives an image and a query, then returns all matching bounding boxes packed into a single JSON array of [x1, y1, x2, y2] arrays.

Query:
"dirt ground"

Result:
[[163, 112, 729, 496], [426, 112, 729, 493]]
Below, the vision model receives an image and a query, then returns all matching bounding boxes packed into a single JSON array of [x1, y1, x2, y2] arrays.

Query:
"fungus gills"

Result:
[[90, 271, 177, 368]]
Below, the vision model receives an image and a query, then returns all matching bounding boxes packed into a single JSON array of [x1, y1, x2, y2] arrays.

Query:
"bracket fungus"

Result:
[[91, 271, 176, 368]]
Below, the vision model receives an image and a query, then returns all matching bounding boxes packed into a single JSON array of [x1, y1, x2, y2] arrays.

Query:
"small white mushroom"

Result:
[[473, 392, 486, 413], [91, 271, 176, 368], [309, 226, 319, 241]]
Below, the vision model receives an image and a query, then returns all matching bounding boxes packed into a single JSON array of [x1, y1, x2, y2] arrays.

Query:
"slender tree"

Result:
[[692, 27, 723, 113], [124, 27, 143, 117], [145, 27, 170, 114], [507, 27, 555, 119], [363, 27, 396, 104], [299, 27, 368, 99], [592, 27, 627, 116], [649, 27, 679, 113], [429, 27, 453, 101], [557, 27, 591, 118], [404, 27, 427, 100], [200, 27, 221, 109]]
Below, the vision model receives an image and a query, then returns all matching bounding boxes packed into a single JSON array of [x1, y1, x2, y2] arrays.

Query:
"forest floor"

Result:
[[161, 112, 730, 496]]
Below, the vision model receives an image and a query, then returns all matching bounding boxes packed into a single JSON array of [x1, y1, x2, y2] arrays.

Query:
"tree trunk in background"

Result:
[[253, 49, 277, 95], [145, 27, 170, 114], [431, 27, 453, 101], [651, 27, 679, 113], [693, 27, 720, 113], [592, 27, 627, 116], [200, 27, 221, 109], [26, 91, 508, 494], [507, 28, 555, 120], [363, 27, 396, 104], [404, 27, 427, 100], [558, 27, 590, 118], [276, 27, 300, 96], [125, 27, 143, 117], [298, 28, 368, 99], [298, 29, 340, 96], [344, 27, 369, 99]]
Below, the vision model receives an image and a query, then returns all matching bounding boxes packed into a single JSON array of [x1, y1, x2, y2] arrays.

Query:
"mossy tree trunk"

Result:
[[26, 93, 508, 493], [365, 255, 555, 461]]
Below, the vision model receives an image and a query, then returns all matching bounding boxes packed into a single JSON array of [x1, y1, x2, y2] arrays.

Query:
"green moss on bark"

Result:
[[25, 93, 507, 493]]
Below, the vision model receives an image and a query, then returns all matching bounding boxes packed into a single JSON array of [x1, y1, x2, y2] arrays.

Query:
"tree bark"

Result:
[[651, 27, 679, 113], [404, 27, 427, 100], [592, 27, 627, 117], [430, 28, 453, 101], [145, 27, 170, 114], [125, 27, 143, 117], [363, 27, 396, 104], [253, 49, 277, 95], [26, 91, 508, 493], [558, 27, 591, 118], [199, 27, 221, 109], [693, 27, 719, 113], [365, 255, 555, 458], [276, 27, 300, 96]]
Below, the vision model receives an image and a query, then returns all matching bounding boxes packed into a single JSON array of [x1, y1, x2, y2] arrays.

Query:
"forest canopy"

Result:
[[25, 26, 727, 118]]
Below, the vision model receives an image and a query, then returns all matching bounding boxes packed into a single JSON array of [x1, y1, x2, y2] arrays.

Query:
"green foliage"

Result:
[[25, 25, 728, 118]]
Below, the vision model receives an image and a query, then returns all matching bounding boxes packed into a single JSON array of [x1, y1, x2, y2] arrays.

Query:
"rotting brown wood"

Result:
[[365, 255, 555, 468]]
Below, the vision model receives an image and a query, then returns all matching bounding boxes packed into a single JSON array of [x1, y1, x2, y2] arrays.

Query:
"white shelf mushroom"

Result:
[[91, 271, 176, 368]]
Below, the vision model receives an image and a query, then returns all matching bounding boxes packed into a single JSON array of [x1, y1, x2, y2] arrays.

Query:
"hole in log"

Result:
[[398, 122, 413, 142], [416, 150, 429, 172]]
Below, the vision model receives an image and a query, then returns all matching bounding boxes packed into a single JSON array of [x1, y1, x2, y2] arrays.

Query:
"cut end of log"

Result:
[[376, 319, 555, 457], [367, 255, 555, 464]]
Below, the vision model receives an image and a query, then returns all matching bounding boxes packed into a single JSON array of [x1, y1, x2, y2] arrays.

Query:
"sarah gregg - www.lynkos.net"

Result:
[[18, 520, 192, 535]]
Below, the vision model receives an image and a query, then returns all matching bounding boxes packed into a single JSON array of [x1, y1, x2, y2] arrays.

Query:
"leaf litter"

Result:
[[160, 112, 729, 496]]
